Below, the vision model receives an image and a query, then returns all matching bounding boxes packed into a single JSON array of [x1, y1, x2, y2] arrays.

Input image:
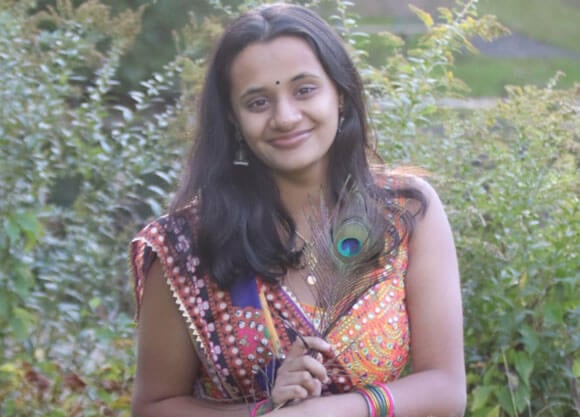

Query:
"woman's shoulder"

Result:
[[130, 200, 202, 318], [130, 201, 201, 276], [369, 163, 430, 190], [133, 200, 200, 243], [370, 165, 451, 236], [369, 163, 436, 212]]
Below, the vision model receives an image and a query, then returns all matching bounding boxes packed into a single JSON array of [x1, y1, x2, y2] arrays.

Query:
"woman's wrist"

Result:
[[355, 383, 395, 417]]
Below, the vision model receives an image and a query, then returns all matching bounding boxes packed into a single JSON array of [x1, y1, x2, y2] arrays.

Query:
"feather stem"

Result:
[[259, 288, 283, 357]]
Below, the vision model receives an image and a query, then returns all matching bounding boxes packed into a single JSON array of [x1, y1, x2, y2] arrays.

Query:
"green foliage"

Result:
[[450, 82, 579, 417], [31, 0, 214, 90], [453, 55, 580, 97], [478, 0, 580, 55], [0, 314, 135, 416], [350, 1, 578, 413], [0, 1, 183, 414], [109, 0, 217, 90], [0, 0, 578, 416]]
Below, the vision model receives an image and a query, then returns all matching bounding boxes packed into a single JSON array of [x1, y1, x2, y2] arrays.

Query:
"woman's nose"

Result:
[[270, 97, 302, 130]]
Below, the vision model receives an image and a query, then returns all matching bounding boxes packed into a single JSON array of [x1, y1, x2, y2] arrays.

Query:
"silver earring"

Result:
[[337, 96, 345, 134], [337, 113, 345, 134], [233, 133, 249, 167]]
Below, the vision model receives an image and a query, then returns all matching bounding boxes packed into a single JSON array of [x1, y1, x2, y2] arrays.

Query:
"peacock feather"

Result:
[[304, 180, 391, 338]]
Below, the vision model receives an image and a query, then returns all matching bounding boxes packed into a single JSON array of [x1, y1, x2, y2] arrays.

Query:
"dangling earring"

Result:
[[337, 96, 345, 134], [233, 131, 249, 167]]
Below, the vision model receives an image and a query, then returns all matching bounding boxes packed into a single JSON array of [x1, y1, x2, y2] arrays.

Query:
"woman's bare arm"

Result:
[[263, 178, 466, 417], [131, 260, 254, 417], [391, 177, 466, 416]]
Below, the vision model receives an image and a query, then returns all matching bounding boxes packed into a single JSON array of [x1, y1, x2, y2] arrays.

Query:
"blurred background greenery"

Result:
[[359, 0, 580, 96], [33, 0, 580, 96], [0, 1, 578, 416]]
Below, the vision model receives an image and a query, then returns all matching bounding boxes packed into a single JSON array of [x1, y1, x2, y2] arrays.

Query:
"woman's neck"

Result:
[[275, 179, 332, 240], [271, 156, 332, 234]]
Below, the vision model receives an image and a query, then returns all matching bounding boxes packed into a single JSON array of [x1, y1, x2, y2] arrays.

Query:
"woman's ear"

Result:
[[227, 114, 241, 136]]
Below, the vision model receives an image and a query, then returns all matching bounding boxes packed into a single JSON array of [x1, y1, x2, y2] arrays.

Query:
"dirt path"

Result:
[[471, 33, 580, 59], [355, 0, 455, 17]]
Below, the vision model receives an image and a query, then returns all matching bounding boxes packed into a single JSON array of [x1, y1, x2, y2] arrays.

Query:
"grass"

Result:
[[358, 16, 393, 26], [453, 55, 580, 97], [478, 0, 580, 54]]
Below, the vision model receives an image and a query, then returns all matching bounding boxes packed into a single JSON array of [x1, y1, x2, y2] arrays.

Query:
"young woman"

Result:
[[130, 4, 466, 417]]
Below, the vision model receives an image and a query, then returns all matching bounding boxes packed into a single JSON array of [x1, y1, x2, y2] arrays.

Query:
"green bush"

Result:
[[350, 3, 579, 414], [442, 82, 578, 417], [33, 0, 230, 91], [0, 1, 186, 414], [0, 0, 578, 416]]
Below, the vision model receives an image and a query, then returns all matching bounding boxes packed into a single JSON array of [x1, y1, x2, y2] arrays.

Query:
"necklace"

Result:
[[295, 231, 318, 286]]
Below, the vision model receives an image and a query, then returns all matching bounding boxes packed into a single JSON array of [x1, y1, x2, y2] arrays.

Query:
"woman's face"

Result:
[[229, 36, 340, 182]]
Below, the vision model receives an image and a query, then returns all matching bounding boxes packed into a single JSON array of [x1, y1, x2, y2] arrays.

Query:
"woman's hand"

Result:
[[270, 336, 332, 407], [262, 391, 368, 417]]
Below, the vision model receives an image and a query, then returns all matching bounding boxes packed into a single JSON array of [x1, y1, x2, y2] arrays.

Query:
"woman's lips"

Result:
[[269, 129, 312, 149]]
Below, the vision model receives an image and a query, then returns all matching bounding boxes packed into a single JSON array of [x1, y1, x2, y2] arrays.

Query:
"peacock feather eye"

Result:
[[333, 219, 369, 261], [302, 181, 390, 338], [337, 237, 363, 257]]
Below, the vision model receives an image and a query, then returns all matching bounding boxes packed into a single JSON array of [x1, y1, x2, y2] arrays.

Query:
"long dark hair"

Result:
[[171, 4, 425, 289]]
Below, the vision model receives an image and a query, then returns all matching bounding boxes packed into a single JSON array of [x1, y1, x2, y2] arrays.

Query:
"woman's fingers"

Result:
[[273, 375, 322, 402], [281, 354, 329, 384], [271, 369, 323, 405], [270, 337, 331, 405], [287, 336, 332, 357]]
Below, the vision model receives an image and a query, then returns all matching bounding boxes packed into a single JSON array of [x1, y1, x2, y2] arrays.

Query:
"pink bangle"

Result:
[[376, 383, 395, 417], [251, 399, 269, 417], [356, 387, 376, 417], [385, 387, 394, 417]]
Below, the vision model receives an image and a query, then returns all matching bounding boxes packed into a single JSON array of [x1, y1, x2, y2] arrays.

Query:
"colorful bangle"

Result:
[[250, 398, 289, 416], [355, 387, 375, 417], [376, 383, 395, 417], [356, 383, 395, 417], [369, 384, 388, 417], [250, 399, 271, 417]]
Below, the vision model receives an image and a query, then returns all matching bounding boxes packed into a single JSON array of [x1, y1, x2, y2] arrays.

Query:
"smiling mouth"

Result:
[[269, 129, 313, 149]]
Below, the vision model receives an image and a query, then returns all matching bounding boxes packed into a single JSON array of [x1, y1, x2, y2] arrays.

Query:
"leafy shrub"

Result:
[[442, 81, 578, 417], [345, 2, 579, 413], [0, 1, 185, 414], [0, 0, 577, 416]]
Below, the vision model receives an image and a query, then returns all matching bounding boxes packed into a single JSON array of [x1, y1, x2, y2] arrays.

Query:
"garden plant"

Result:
[[0, 0, 578, 416]]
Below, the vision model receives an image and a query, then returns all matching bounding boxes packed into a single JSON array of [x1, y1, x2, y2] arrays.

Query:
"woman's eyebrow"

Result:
[[240, 86, 267, 101], [239, 73, 322, 101], [290, 72, 321, 82]]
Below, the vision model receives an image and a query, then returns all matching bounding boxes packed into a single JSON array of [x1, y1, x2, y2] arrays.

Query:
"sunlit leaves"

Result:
[[1, 4, 179, 414], [0, 0, 578, 416]]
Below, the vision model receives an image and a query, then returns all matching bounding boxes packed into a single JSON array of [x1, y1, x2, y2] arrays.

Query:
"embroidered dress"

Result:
[[130, 174, 412, 404]]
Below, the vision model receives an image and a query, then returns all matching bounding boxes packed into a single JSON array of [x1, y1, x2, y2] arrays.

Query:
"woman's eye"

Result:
[[247, 98, 268, 110], [297, 86, 316, 96]]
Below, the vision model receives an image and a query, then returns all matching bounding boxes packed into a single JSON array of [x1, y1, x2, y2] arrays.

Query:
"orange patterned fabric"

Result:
[[297, 257, 409, 387], [130, 173, 412, 403]]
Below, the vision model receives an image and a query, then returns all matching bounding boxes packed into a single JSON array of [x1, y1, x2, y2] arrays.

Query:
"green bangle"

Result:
[[366, 384, 388, 417]]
